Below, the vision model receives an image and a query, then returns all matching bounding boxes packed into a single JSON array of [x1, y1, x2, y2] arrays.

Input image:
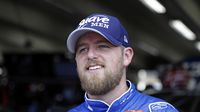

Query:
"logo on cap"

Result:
[[78, 15, 110, 29], [124, 35, 128, 43]]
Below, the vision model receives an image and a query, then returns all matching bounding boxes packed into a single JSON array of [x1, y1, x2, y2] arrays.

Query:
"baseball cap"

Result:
[[66, 13, 130, 53]]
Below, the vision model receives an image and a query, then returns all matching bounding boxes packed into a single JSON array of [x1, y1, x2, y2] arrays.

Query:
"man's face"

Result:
[[75, 32, 125, 95]]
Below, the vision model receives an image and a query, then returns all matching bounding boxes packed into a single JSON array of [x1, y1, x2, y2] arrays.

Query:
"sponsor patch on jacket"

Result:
[[148, 102, 175, 112]]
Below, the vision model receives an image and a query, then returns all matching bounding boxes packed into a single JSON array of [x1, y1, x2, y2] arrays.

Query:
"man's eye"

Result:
[[77, 47, 87, 53]]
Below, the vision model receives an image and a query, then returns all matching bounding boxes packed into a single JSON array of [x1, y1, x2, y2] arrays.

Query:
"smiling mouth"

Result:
[[86, 65, 104, 70], [88, 65, 102, 70]]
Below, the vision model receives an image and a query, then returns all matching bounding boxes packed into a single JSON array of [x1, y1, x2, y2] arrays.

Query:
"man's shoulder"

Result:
[[130, 91, 179, 111], [133, 90, 165, 103]]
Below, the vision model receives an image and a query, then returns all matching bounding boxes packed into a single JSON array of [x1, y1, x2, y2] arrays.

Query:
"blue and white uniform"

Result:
[[68, 81, 179, 112]]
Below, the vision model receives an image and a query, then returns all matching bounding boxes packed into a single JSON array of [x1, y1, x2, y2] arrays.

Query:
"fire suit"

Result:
[[68, 81, 179, 112]]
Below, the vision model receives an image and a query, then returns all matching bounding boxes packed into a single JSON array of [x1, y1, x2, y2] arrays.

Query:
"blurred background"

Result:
[[0, 0, 200, 112]]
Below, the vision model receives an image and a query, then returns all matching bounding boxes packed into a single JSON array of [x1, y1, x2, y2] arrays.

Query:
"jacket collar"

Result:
[[84, 80, 136, 112]]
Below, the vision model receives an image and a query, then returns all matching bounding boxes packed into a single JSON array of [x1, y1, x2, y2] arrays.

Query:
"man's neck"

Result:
[[88, 77, 128, 105]]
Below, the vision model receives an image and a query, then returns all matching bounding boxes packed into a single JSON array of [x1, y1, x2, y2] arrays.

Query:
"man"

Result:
[[66, 13, 179, 112]]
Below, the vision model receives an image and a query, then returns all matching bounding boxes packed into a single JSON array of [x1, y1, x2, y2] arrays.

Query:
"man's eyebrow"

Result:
[[95, 40, 110, 44], [76, 43, 87, 50], [76, 39, 110, 48]]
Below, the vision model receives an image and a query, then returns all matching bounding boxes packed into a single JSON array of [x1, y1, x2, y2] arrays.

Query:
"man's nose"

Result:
[[87, 48, 98, 59]]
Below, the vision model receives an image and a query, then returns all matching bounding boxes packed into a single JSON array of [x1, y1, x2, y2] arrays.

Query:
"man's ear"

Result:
[[123, 47, 134, 67]]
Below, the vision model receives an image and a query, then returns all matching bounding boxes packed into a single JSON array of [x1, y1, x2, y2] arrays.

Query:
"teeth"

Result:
[[88, 65, 101, 70]]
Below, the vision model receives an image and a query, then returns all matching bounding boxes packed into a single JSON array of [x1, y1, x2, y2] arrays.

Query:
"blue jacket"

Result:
[[68, 81, 179, 112]]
